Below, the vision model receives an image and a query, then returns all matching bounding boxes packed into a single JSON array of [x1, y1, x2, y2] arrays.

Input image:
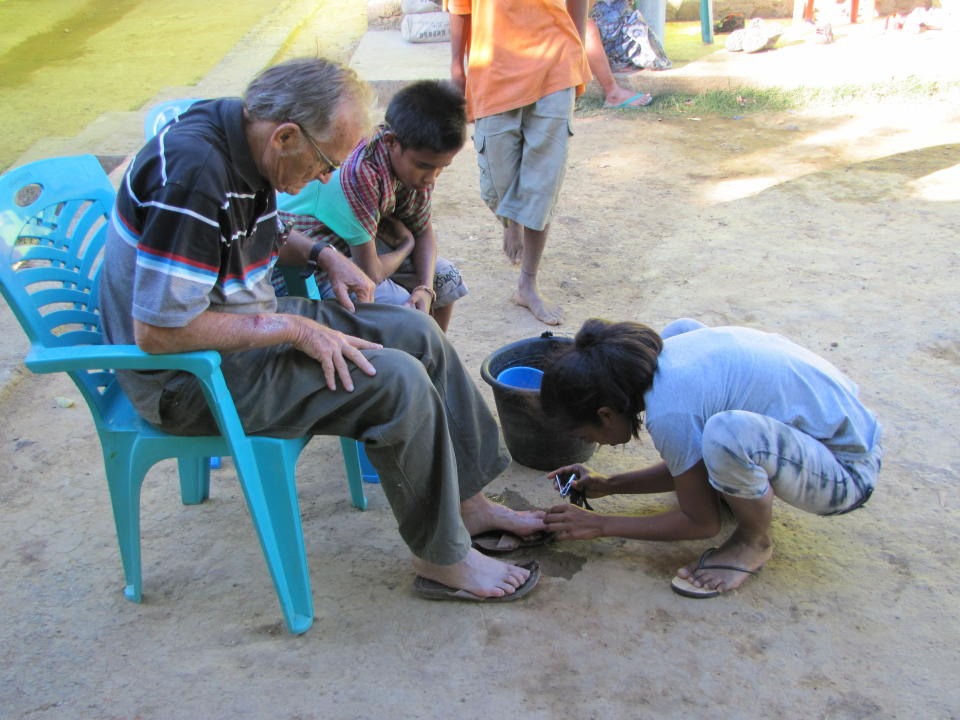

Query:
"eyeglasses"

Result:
[[296, 123, 340, 176]]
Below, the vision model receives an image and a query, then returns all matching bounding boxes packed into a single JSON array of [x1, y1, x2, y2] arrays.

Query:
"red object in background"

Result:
[[803, 0, 860, 23]]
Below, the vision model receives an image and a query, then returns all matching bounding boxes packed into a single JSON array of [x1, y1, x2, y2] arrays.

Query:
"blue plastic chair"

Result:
[[143, 98, 203, 139], [0, 155, 372, 634]]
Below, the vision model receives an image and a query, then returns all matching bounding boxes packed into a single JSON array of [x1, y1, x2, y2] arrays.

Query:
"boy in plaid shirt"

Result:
[[277, 80, 468, 331]]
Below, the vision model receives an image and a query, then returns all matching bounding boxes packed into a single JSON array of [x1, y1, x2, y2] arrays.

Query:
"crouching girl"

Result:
[[541, 318, 881, 598]]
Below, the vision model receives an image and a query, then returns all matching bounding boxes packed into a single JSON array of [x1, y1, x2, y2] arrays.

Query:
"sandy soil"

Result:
[[2, 85, 959, 720]]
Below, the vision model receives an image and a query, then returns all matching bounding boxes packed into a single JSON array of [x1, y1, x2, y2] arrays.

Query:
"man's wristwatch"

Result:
[[300, 240, 332, 278]]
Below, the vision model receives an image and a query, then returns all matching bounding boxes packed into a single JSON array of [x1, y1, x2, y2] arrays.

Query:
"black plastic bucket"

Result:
[[480, 333, 597, 471]]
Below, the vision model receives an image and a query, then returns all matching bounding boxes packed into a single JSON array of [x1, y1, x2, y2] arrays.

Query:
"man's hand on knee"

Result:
[[292, 316, 381, 391]]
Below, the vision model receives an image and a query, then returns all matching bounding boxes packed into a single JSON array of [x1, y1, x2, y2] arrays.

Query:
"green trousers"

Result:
[[154, 299, 511, 565]]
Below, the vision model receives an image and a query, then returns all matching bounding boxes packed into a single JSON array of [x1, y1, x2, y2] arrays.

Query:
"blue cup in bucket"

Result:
[[496, 365, 544, 390], [481, 334, 596, 471]]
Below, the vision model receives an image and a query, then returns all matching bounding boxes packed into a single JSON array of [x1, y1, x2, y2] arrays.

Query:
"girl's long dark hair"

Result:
[[540, 319, 663, 437]]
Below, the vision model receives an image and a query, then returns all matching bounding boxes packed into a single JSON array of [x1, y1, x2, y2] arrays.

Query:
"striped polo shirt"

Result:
[[99, 98, 281, 424]]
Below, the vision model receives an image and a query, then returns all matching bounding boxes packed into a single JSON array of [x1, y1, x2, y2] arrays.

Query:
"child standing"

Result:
[[540, 318, 882, 598], [277, 80, 468, 332], [446, 0, 592, 325]]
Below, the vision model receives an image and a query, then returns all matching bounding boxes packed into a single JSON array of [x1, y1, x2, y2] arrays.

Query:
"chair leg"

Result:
[[177, 456, 211, 505], [238, 439, 314, 634], [357, 441, 380, 484], [339, 437, 369, 511], [99, 434, 148, 603]]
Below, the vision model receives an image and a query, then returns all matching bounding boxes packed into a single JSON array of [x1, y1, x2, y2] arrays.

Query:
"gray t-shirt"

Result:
[[643, 327, 880, 476]]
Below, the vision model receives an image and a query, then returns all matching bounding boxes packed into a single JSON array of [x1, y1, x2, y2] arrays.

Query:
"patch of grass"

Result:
[[0, 0, 276, 172], [654, 87, 796, 116], [576, 87, 796, 116], [577, 77, 960, 118], [663, 21, 721, 66], [801, 77, 959, 105]]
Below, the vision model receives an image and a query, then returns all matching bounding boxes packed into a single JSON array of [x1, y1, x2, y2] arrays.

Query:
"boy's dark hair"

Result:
[[540, 319, 664, 438], [384, 80, 467, 154]]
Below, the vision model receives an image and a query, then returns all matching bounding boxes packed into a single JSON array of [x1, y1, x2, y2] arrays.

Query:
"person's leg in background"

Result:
[[586, 14, 652, 108], [514, 223, 563, 325]]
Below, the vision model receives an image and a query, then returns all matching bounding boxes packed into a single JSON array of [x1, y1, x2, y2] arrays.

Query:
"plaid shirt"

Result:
[[279, 125, 432, 256]]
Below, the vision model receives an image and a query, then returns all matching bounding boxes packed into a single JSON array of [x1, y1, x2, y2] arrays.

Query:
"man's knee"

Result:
[[367, 346, 433, 391]]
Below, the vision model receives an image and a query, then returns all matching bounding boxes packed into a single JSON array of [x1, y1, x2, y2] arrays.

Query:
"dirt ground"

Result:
[[2, 28, 960, 720]]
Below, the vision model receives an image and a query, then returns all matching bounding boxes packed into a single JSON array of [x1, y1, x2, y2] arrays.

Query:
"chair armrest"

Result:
[[26, 342, 283, 523], [27, 343, 258, 467], [25, 344, 222, 377]]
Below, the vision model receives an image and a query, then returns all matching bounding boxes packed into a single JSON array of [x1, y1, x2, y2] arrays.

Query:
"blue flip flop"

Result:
[[604, 92, 653, 109]]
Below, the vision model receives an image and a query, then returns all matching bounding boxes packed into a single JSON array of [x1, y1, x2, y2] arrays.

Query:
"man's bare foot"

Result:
[[412, 548, 531, 599], [512, 286, 564, 325], [460, 492, 546, 538], [676, 536, 773, 594]]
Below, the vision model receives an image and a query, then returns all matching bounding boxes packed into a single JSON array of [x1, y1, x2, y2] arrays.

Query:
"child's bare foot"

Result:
[[502, 227, 523, 264], [512, 286, 564, 325], [460, 492, 546, 537], [676, 536, 773, 594], [412, 548, 532, 599]]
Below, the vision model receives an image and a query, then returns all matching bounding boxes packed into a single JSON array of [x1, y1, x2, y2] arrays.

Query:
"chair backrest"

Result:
[[0, 155, 119, 414], [143, 98, 202, 139]]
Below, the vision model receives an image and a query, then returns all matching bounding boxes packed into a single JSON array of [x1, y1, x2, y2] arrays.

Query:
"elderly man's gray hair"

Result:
[[243, 57, 373, 140]]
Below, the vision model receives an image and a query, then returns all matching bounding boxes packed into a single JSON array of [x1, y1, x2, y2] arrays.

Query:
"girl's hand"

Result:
[[544, 503, 607, 541], [547, 463, 612, 498]]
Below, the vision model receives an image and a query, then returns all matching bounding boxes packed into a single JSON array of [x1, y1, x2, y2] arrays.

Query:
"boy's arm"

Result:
[[350, 216, 415, 285], [566, 0, 589, 41], [544, 461, 723, 541], [447, 8, 470, 94], [405, 221, 439, 312]]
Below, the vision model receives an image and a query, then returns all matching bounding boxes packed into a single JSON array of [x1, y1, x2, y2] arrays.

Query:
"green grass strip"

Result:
[[578, 77, 960, 118]]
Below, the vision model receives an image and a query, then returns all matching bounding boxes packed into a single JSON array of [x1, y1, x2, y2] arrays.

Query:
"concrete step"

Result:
[[350, 29, 450, 102]]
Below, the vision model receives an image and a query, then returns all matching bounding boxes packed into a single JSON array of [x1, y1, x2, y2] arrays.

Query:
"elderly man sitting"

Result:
[[98, 57, 542, 601]]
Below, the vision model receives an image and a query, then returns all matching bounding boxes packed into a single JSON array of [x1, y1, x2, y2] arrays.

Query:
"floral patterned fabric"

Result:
[[591, 0, 672, 71]]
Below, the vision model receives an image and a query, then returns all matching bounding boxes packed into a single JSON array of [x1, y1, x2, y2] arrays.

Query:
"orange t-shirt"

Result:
[[446, 0, 591, 121]]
